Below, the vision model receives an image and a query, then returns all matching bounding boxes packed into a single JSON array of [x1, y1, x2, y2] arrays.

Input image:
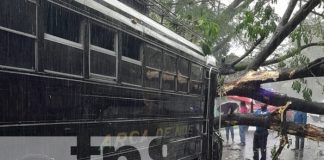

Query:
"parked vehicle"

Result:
[[0, 0, 221, 159]]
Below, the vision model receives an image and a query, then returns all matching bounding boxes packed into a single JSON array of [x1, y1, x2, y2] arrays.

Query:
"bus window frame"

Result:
[[143, 44, 162, 90], [120, 33, 143, 86], [190, 63, 203, 95], [177, 57, 190, 93], [162, 52, 177, 92], [0, 0, 37, 71], [42, 1, 86, 77], [0, 26, 36, 39], [44, 33, 84, 50], [89, 22, 118, 81]]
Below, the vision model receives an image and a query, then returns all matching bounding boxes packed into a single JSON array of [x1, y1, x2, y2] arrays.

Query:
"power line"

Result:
[[145, 0, 204, 40]]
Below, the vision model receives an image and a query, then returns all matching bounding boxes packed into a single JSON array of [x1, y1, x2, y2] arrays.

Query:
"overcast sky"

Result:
[[224, 0, 289, 56]]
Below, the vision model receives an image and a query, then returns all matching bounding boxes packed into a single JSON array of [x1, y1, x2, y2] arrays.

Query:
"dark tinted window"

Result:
[[122, 33, 142, 60], [178, 58, 189, 76], [163, 53, 176, 73], [162, 73, 175, 91], [46, 3, 83, 42], [144, 68, 160, 89], [191, 64, 202, 81], [178, 76, 188, 92], [121, 61, 142, 85], [90, 51, 116, 77], [0, 0, 36, 34], [45, 40, 83, 75], [190, 81, 202, 94], [0, 30, 34, 69], [144, 45, 162, 69], [91, 24, 115, 51]]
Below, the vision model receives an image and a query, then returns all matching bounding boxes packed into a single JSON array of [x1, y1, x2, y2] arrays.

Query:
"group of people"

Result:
[[222, 101, 307, 160], [223, 101, 250, 146]]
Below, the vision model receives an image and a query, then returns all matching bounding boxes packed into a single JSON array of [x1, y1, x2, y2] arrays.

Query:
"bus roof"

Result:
[[74, 0, 207, 62]]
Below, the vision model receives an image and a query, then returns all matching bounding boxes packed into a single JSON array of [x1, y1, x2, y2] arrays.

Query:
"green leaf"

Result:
[[201, 42, 211, 55], [292, 81, 302, 93], [302, 88, 312, 102]]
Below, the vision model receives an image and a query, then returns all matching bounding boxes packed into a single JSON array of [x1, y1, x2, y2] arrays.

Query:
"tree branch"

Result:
[[215, 113, 324, 141], [227, 87, 324, 114], [311, 11, 324, 18], [225, 57, 324, 91], [262, 42, 324, 66], [212, 32, 235, 54], [222, 0, 245, 12], [212, 0, 254, 54], [278, 0, 298, 27], [223, 57, 324, 113], [247, 0, 321, 71], [234, 41, 324, 68], [231, 36, 265, 66]]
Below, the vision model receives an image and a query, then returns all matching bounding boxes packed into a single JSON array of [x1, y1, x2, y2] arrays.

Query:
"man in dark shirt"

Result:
[[253, 105, 270, 160]]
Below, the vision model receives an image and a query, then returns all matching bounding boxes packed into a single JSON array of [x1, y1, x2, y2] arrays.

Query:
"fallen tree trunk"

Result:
[[215, 113, 324, 141], [222, 57, 324, 114]]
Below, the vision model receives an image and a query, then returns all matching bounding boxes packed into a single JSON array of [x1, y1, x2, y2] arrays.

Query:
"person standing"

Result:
[[292, 111, 307, 151], [239, 101, 249, 146], [225, 125, 234, 144], [253, 105, 270, 160], [221, 102, 238, 144]]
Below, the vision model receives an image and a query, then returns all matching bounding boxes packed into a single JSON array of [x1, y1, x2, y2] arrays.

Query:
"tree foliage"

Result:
[[149, 1, 324, 133]]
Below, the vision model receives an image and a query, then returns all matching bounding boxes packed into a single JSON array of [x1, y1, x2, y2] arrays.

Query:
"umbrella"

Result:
[[220, 102, 239, 115], [227, 96, 277, 113], [227, 96, 253, 103]]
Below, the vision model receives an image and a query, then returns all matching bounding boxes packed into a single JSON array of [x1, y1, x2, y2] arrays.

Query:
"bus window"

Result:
[[178, 58, 189, 77], [191, 63, 202, 81], [90, 50, 116, 77], [163, 53, 176, 73], [143, 45, 162, 69], [90, 24, 115, 51], [0, 0, 36, 35], [0, 0, 36, 69], [178, 76, 188, 92], [143, 44, 161, 89], [44, 3, 84, 76], [121, 60, 142, 85], [46, 3, 83, 43], [120, 33, 143, 85], [144, 68, 160, 89], [190, 63, 203, 94], [45, 40, 83, 76], [177, 58, 189, 92], [121, 33, 142, 61], [0, 30, 35, 69], [162, 53, 176, 91], [90, 24, 117, 78]]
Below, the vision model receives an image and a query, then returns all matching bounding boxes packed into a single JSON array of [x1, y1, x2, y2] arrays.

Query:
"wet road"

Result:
[[221, 116, 324, 160]]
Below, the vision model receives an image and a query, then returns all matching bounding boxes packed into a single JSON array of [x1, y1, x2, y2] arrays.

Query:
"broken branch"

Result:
[[215, 112, 324, 141]]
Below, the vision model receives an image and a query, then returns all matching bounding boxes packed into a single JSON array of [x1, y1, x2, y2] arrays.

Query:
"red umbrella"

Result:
[[227, 96, 253, 103], [227, 96, 277, 113]]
